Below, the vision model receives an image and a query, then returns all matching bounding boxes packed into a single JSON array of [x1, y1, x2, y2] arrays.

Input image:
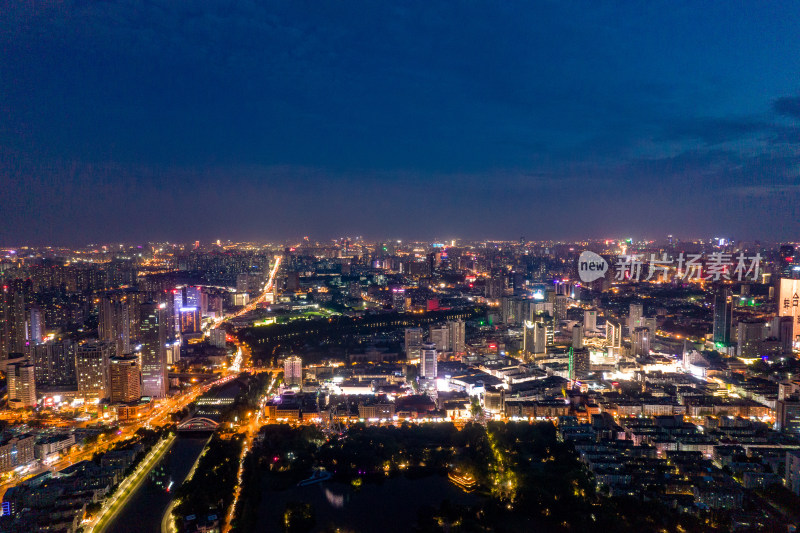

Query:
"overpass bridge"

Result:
[[177, 416, 220, 433]]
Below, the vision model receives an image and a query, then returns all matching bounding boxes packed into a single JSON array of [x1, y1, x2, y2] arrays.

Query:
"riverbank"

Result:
[[90, 434, 177, 533]]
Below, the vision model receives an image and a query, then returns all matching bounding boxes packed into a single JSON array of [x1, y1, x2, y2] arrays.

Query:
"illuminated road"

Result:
[[0, 385, 204, 504], [230, 346, 244, 373], [1, 257, 281, 516], [216, 255, 282, 324], [89, 433, 176, 533], [222, 376, 273, 533]]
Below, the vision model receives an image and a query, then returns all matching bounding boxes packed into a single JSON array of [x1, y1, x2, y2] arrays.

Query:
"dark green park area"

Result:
[[229, 422, 714, 533]]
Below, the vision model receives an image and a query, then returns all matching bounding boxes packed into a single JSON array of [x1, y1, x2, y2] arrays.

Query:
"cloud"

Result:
[[728, 184, 800, 197], [657, 117, 770, 145], [769, 126, 800, 145], [774, 96, 800, 119]]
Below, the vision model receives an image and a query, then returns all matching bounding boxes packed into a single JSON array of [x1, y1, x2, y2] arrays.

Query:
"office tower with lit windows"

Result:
[[523, 320, 547, 359], [172, 288, 184, 333], [26, 306, 44, 345], [139, 302, 167, 398], [777, 316, 794, 353], [76, 341, 113, 400], [713, 287, 732, 346], [392, 288, 406, 312], [180, 306, 200, 335], [1, 280, 29, 360], [429, 325, 450, 353], [737, 318, 766, 358], [607, 320, 623, 356], [777, 397, 800, 436], [7, 361, 36, 408], [420, 343, 438, 380], [628, 302, 644, 331], [185, 286, 202, 311], [779, 278, 800, 346], [404, 327, 423, 362], [284, 355, 303, 386], [572, 347, 590, 377], [448, 320, 466, 356], [207, 294, 224, 318], [109, 354, 141, 403], [485, 271, 504, 299], [632, 327, 651, 356], [33, 339, 77, 387], [98, 291, 142, 356], [553, 294, 568, 321]]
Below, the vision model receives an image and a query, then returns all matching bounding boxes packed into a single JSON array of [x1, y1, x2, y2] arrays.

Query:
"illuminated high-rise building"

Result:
[[778, 316, 794, 354], [7, 361, 36, 408], [75, 341, 113, 400], [404, 327, 423, 362], [284, 355, 303, 386], [632, 327, 650, 356], [583, 309, 597, 333], [392, 288, 406, 312], [420, 343, 438, 380], [109, 354, 141, 403], [607, 320, 623, 355], [737, 318, 766, 358], [26, 305, 44, 345], [779, 278, 800, 347], [429, 325, 450, 352], [172, 288, 184, 333], [572, 323, 584, 349], [553, 294, 568, 321], [185, 286, 201, 311], [776, 245, 798, 300], [712, 287, 732, 346], [628, 302, 644, 331], [523, 320, 547, 359], [33, 339, 77, 387], [139, 302, 167, 398], [448, 320, 466, 356], [98, 291, 142, 356], [1, 280, 29, 361], [179, 307, 201, 334]]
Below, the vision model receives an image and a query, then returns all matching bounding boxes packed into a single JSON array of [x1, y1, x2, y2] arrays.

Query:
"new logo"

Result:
[[577, 251, 608, 283]]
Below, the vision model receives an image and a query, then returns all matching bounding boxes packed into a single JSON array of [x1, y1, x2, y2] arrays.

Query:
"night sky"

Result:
[[2, 2, 800, 245]]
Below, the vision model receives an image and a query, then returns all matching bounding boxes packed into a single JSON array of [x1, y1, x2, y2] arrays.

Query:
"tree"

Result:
[[470, 396, 483, 418], [283, 502, 315, 533]]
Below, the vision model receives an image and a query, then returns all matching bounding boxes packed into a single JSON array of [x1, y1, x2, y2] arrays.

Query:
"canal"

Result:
[[104, 436, 209, 533]]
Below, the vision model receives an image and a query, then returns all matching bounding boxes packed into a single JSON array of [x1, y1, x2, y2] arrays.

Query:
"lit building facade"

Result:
[[284, 355, 303, 386], [76, 341, 113, 400], [139, 302, 167, 398], [109, 354, 141, 403]]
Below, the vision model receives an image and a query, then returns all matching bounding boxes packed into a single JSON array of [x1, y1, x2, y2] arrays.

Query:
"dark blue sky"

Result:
[[2, 1, 800, 244]]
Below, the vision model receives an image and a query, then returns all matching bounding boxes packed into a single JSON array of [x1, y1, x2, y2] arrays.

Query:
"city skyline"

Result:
[[3, 2, 800, 244], [5, 3, 800, 531]]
